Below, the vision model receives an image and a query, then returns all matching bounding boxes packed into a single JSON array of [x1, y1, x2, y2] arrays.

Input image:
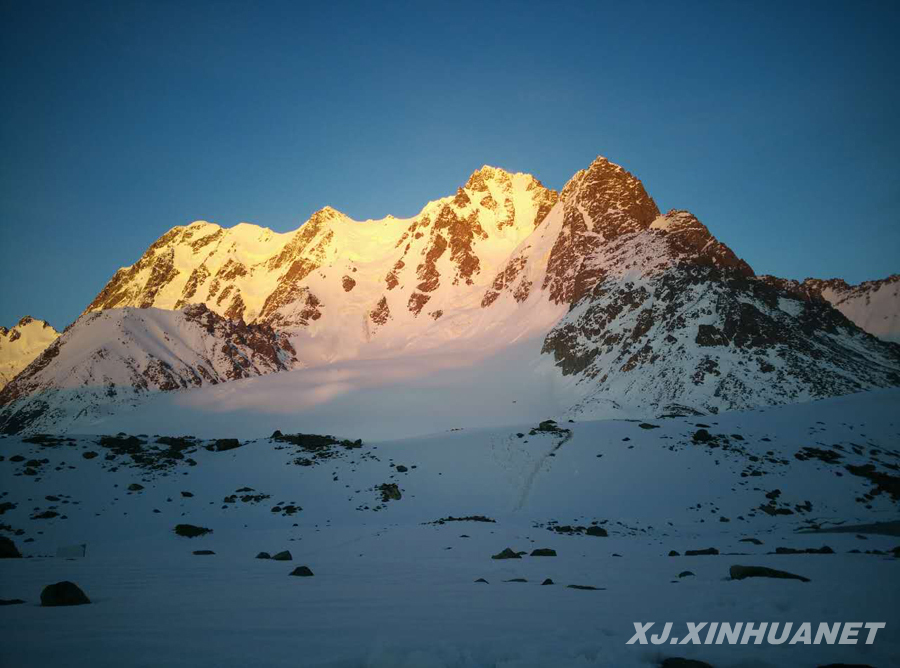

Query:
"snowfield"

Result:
[[2, 389, 899, 667]]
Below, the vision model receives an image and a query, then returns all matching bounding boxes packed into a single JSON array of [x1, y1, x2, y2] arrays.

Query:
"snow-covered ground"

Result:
[[2, 389, 899, 667]]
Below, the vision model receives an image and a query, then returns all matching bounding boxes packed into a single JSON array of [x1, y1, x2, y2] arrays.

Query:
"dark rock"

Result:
[[271, 430, 283, 439], [272, 550, 292, 561], [660, 659, 714, 668], [474, 578, 489, 584], [40, 581, 90, 606], [127, 483, 144, 491], [692, 429, 714, 443], [729, 564, 810, 582], [256, 552, 271, 559], [181, 491, 194, 498], [530, 548, 557, 557], [174, 524, 212, 538], [668, 550, 680, 556], [192, 550, 215, 556], [212, 439, 242, 452], [678, 571, 695, 578], [491, 547, 521, 560], [0, 536, 22, 558], [685, 548, 718, 556], [378, 483, 401, 502], [567, 584, 602, 590], [395, 465, 408, 473], [541, 578, 554, 585], [0, 598, 26, 605], [585, 525, 608, 537], [82, 451, 98, 459], [739, 537, 763, 545], [505, 578, 528, 583], [638, 423, 660, 429], [773, 546, 834, 555], [290, 566, 314, 577]]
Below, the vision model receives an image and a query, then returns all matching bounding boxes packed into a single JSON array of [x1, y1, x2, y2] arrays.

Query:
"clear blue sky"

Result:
[[1, 0, 898, 330]]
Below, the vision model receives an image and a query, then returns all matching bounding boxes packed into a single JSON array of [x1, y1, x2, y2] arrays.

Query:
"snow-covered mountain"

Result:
[[762, 274, 900, 343], [0, 305, 296, 433], [1, 156, 898, 434], [0, 316, 59, 389]]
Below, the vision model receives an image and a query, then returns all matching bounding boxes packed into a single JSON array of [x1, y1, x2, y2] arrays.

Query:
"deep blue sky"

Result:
[[2, 1, 898, 330]]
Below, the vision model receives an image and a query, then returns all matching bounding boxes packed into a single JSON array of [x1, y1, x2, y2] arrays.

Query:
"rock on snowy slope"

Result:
[[0, 316, 59, 389], [0, 304, 297, 434]]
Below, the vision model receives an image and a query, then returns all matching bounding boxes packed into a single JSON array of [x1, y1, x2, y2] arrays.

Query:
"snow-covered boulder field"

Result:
[[1, 389, 899, 667]]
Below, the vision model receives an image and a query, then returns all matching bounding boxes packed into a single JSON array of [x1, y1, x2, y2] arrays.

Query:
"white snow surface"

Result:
[[1, 389, 899, 667]]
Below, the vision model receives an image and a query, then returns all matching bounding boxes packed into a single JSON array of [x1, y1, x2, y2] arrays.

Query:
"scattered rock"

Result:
[[567, 584, 602, 591], [530, 548, 557, 557], [181, 491, 194, 498], [585, 525, 608, 537], [692, 429, 714, 443], [668, 550, 680, 557], [193, 550, 215, 556], [395, 465, 408, 473], [0, 536, 22, 558], [290, 566, 314, 577], [82, 451, 98, 459], [0, 598, 26, 605], [739, 538, 763, 545], [211, 439, 242, 452], [660, 659, 714, 668], [491, 548, 521, 560], [256, 552, 271, 559], [40, 581, 90, 606], [174, 524, 212, 538], [685, 548, 718, 556], [378, 483, 402, 502], [729, 564, 810, 582], [127, 483, 144, 491], [541, 578, 554, 586], [773, 545, 834, 555], [272, 550, 292, 561]]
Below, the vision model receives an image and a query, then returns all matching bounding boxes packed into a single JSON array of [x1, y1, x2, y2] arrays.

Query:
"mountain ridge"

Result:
[[1, 155, 897, 434]]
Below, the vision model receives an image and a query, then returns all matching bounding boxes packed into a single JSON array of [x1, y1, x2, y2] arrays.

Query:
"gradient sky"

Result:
[[1, 0, 898, 330]]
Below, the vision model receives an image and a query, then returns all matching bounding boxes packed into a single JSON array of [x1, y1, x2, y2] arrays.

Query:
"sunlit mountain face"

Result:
[[1, 156, 898, 436]]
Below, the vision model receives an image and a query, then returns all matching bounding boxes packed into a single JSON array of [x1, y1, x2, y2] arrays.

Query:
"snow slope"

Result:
[[0, 305, 297, 434], [0, 316, 58, 389], [1, 390, 899, 667]]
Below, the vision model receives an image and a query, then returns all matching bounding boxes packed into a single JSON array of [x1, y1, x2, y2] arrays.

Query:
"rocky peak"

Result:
[[650, 210, 754, 277]]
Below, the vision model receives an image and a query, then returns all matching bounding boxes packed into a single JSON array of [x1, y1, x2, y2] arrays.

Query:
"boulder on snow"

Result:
[[660, 658, 714, 668], [40, 581, 90, 606], [290, 566, 314, 577], [211, 438, 242, 452], [256, 552, 271, 559], [729, 564, 810, 583], [541, 578, 554, 585], [378, 483, 402, 502], [272, 550, 292, 561], [0, 536, 22, 558], [474, 578, 489, 584], [193, 550, 215, 556], [174, 524, 212, 538], [530, 548, 557, 557], [491, 548, 521, 560], [585, 525, 608, 537], [685, 547, 718, 556], [0, 598, 26, 605]]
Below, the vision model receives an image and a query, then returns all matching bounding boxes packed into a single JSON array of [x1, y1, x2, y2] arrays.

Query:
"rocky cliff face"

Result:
[[0, 316, 59, 390], [2, 155, 898, 433]]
